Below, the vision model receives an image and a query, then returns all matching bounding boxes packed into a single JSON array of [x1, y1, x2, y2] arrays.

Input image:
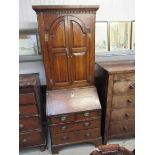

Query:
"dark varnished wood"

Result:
[[19, 74, 47, 150], [46, 86, 102, 153], [33, 5, 99, 90], [95, 60, 135, 143]]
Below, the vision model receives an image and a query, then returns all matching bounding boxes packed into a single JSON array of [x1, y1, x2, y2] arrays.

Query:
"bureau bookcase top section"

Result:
[[33, 5, 99, 90]]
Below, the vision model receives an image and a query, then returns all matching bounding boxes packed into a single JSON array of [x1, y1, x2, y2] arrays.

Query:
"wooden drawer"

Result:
[[50, 119, 100, 134], [111, 108, 135, 122], [19, 104, 38, 116], [113, 80, 135, 95], [112, 93, 135, 109], [48, 114, 74, 124], [109, 121, 135, 136], [19, 93, 36, 105], [52, 128, 100, 145], [114, 73, 134, 81], [75, 110, 100, 121], [19, 131, 44, 148], [19, 117, 41, 132]]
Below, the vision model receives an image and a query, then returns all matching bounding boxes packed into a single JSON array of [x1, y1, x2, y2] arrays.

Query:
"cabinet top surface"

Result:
[[32, 5, 99, 12], [97, 60, 135, 74], [46, 86, 101, 116], [19, 73, 39, 87]]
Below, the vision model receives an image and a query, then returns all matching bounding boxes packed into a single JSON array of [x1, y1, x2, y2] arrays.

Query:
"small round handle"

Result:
[[62, 136, 69, 140], [127, 99, 133, 104], [123, 126, 128, 131], [84, 112, 90, 117], [83, 122, 90, 127], [19, 124, 23, 129], [125, 113, 130, 117], [85, 132, 91, 137], [23, 138, 27, 143], [60, 116, 67, 121], [61, 125, 67, 130], [129, 84, 135, 89]]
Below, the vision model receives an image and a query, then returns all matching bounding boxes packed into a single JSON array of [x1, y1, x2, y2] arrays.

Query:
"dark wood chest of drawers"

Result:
[[95, 61, 135, 143], [19, 74, 46, 150], [46, 86, 102, 154]]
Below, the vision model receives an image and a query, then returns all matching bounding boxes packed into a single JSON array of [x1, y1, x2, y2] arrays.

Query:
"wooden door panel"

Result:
[[72, 52, 87, 81], [68, 16, 90, 84], [48, 16, 71, 87], [51, 53, 70, 86]]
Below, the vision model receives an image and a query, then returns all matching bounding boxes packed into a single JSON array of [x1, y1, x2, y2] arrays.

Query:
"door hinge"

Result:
[[45, 33, 48, 42]]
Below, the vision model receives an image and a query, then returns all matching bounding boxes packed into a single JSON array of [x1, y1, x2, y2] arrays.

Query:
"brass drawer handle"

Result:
[[83, 122, 90, 127], [23, 138, 27, 143], [125, 113, 130, 117], [61, 136, 69, 140], [84, 112, 90, 117], [129, 84, 135, 89], [85, 132, 91, 137], [61, 125, 67, 130], [60, 116, 67, 121], [19, 124, 23, 129]]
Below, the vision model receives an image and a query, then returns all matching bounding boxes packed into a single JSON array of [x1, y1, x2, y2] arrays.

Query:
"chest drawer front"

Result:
[[48, 114, 74, 124], [52, 128, 100, 145], [19, 93, 36, 105], [76, 111, 100, 121], [50, 119, 100, 134], [111, 108, 135, 122], [114, 73, 134, 81], [19, 117, 41, 132], [19, 105, 38, 116], [112, 94, 135, 109], [19, 131, 44, 148], [113, 80, 135, 95], [109, 121, 135, 136]]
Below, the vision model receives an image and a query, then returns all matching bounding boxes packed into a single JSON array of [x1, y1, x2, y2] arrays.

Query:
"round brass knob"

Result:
[[85, 132, 91, 137], [23, 138, 27, 143], [123, 126, 128, 131], [83, 122, 90, 127], [84, 112, 90, 117], [19, 124, 23, 129], [60, 116, 67, 121], [127, 99, 132, 104], [62, 136, 69, 140], [129, 84, 135, 89], [125, 113, 130, 117], [61, 125, 67, 130]]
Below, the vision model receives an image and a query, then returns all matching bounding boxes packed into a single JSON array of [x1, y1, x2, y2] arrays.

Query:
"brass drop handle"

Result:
[[61, 125, 67, 130], [84, 112, 90, 117], [23, 138, 27, 143], [125, 113, 130, 117], [19, 124, 23, 129], [129, 84, 135, 89], [62, 136, 69, 140], [83, 122, 90, 127], [85, 132, 91, 137], [60, 116, 67, 121]]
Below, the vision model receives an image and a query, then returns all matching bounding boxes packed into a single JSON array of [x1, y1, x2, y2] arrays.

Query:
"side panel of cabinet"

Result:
[[68, 16, 90, 85]]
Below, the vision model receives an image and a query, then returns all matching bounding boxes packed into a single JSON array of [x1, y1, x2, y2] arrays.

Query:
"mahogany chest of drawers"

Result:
[[46, 86, 102, 154], [95, 61, 135, 143], [19, 74, 46, 150]]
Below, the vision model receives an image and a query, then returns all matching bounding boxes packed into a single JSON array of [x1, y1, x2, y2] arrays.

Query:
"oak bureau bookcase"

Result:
[[33, 5, 102, 154]]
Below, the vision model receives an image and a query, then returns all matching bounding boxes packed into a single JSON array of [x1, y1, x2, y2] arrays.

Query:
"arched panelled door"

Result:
[[47, 16, 90, 88]]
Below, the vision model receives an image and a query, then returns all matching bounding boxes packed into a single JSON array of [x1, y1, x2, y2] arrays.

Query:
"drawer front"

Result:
[[19, 117, 41, 132], [52, 128, 100, 145], [114, 73, 134, 81], [50, 119, 100, 134], [111, 108, 135, 122], [19, 131, 44, 148], [76, 111, 100, 121], [48, 114, 74, 124], [109, 121, 135, 136], [112, 94, 135, 109], [19, 105, 38, 116], [19, 93, 36, 105], [113, 80, 135, 95]]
